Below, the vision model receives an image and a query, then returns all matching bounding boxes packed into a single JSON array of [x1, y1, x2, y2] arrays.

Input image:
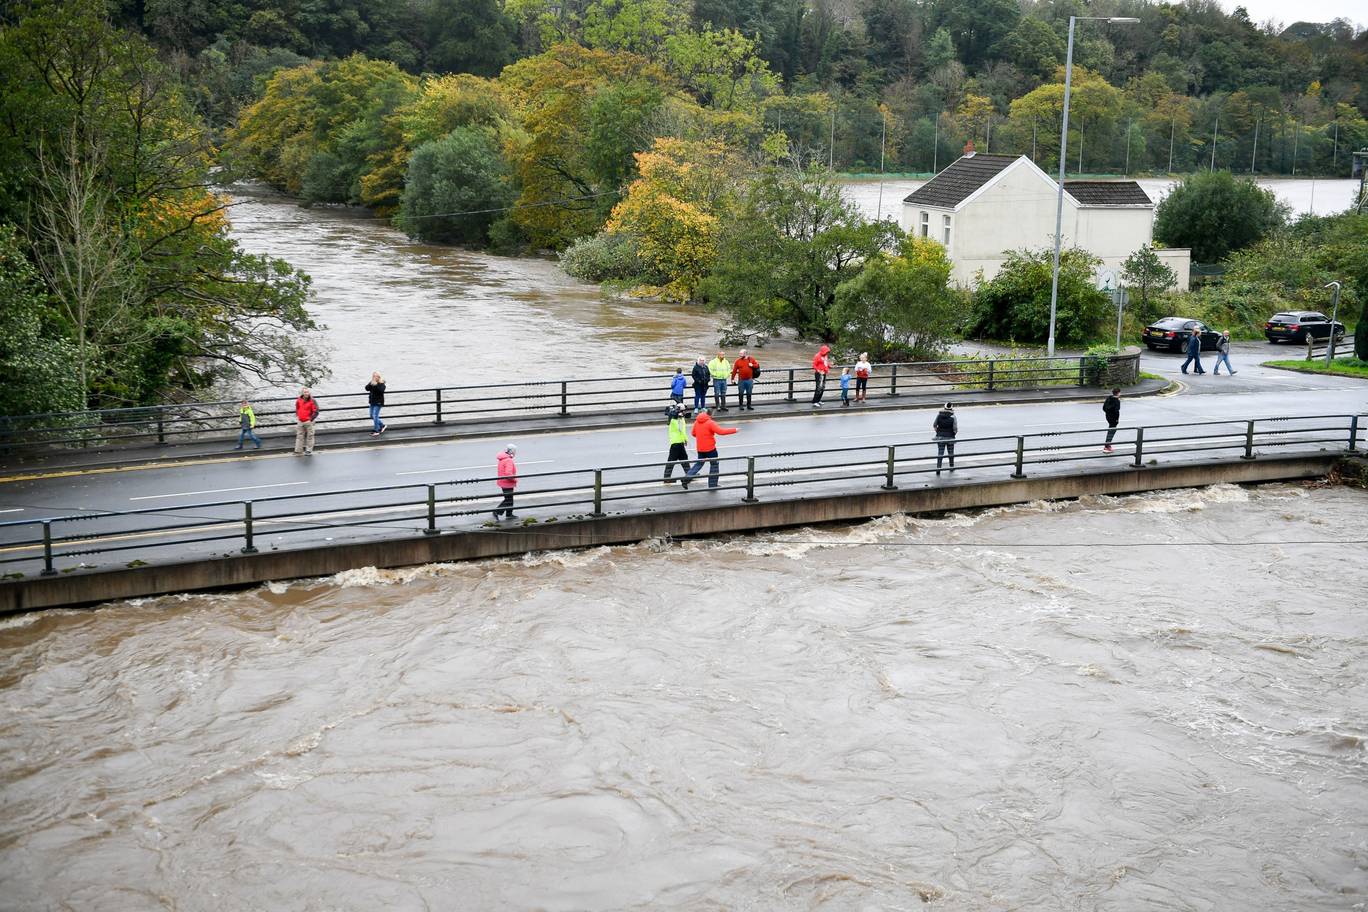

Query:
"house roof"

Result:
[[902, 153, 1019, 209], [1063, 180, 1152, 206]]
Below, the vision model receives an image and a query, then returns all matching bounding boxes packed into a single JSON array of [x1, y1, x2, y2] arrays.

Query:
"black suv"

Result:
[[1142, 317, 1220, 352], [1265, 311, 1346, 344]]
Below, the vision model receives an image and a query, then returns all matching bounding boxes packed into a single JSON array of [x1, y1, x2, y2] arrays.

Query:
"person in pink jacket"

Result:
[[493, 444, 518, 520], [811, 344, 831, 407]]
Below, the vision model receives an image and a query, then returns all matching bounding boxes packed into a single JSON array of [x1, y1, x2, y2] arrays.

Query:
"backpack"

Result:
[[934, 411, 955, 435]]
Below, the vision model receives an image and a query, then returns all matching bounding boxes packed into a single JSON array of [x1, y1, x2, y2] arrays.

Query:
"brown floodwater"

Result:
[[3, 483, 1365, 910], [224, 186, 811, 397]]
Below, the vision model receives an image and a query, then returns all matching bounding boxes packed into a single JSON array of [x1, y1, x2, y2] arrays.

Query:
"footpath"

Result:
[[0, 378, 1170, 478]]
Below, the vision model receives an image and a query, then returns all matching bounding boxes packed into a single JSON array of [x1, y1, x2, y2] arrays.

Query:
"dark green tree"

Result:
[[397, 127, 515, 246], [1154, 171, 1289, 263], [1121, 244, 1178, 320], [968, 246, 1112, 346]]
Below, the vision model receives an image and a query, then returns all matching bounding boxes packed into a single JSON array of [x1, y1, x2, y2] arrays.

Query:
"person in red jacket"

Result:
[[811, 344, 831, 407], [681, 408, 737, 489], [293, 388, 320, 456], [493, 444, 518, 520], [730, 348, 760, 411]]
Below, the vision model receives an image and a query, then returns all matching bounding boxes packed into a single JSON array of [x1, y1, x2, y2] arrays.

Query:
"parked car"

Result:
[[1142, 317, 1221, 352], [1264, 311, 1346, 344]]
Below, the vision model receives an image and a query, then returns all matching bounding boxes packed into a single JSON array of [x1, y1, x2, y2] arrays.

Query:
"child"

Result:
[[840, 367, 852, 406], [236, 400, 262, 449], [670, 367, 686, 403]]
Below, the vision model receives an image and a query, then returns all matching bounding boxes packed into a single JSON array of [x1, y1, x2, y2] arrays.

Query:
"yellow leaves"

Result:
[[132, 189, 228, 245]]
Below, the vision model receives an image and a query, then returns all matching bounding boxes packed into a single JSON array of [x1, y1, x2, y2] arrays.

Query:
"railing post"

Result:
[[434, 388, 444, 425], [157, 413, 166, 445], [1133, 427, 1145, 468], [1011, 436, 1026, 478], [987, 359, 995, 392], [881, 446, 897, 490], [591, 469, 605, 517], [41, 521, 56, 576], [1242, 419, 1256, 460], [560, 381, 569, 417], [425, 485, 438, 535], [1077, 357, 1086, 387], [1305, 336, 1314, 361], [786, 368, 795, 402], [743, 457, 758, 503], [241, 502, 258, 554], [890, 364, 899, 397], [1350, 416, 1360, 452]]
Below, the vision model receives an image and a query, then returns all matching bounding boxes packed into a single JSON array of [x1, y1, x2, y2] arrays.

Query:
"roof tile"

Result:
[[902, 154, 1019, 209]]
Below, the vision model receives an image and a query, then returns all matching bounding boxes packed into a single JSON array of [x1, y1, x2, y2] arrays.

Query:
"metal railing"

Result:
[[0, 412, 1359, 578], [0, 355, 1102, 453], [1303, 334, 1356, 361]]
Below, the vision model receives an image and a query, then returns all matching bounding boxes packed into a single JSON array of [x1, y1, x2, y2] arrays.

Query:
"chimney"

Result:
[[963, 139, 976, 156]]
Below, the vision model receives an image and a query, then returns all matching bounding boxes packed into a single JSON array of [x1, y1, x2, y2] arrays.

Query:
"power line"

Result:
[[220, 188, 624, 223]]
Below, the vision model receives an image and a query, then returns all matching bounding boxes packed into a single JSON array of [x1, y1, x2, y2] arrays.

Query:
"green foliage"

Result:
[[396, 128, 516, 246], [1265, 358, 1368, 379], [1122, 244, 1177, 321], [701, 166, 902, 342], [558, 232, 653, 284], [1154, 171, 1289, 263], [0, 224, 82, 416], [831, 235, 965, 359], [968, 247, 1111, 347]]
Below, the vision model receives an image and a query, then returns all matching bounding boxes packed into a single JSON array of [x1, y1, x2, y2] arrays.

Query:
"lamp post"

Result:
[[1325, 281, 1342, 366], [1047, 16, 1139, 358]]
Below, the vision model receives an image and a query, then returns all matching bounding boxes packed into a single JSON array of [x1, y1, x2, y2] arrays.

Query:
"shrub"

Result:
[[396, 127, 514, 245], [967, 246, 1111, 346], [558, 232, 654, 284], [1154, 171, 1288, 263]]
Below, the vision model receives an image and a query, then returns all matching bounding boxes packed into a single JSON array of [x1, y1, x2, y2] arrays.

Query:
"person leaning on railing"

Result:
[[293, 388, 319, 456], [731, 349, 759, 411], [708, 350, 732, 412], [690, 356, 709, 411], [933, 402, 957, 474]]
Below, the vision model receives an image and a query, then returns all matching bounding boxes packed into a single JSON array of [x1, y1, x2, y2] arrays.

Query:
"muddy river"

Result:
[[3, 483, 1365, 909]]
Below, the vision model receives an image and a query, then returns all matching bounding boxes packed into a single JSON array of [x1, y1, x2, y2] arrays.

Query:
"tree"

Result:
[[0, 224, 81, 416], [1121, 244, 1177, 319], [968, 247, 1111, 346], [397, 128, 515, 246], [701, 165, 901, 342], [1154, 171, 1288, 263], [831, 235, 964, 359], [994, 17, 1065, 81]]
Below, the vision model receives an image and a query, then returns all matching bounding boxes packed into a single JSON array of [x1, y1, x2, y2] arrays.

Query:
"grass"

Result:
[[1263, 357, 1368, 379]]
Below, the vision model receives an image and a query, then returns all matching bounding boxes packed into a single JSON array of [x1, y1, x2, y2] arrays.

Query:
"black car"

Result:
[[1142, 317, 1221, 352], [1264, 311, 1346, 344]]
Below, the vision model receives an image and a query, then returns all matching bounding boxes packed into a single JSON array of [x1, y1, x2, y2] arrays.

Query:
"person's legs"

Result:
[[946, 441, 955, 469], [812, 372, 825, 404], [856, 377, 867, 401], [294, 421, 306, 454], [936, 439, 946, 471], [1180, 352, 1193, 374], [694, 387, 706, 410], [707, 452, 721, 487], [237, 428, 248, 449], [664, 442, 688, 480], [304, 420, 315, 454], [738, 379, 750, 409], [712, 379, 724, 409], [1105, 424, 1117, 446]]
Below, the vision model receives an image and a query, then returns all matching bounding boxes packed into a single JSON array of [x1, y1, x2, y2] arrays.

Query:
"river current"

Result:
[[3, 482, 1366, 910]]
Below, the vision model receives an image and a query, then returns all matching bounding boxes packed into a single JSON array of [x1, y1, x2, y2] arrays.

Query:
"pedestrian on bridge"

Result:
[[670, 368, 687, 404], [235, 400, 262, 450], [682, 408, 737, 490], [1212, 331, 1237, 376], [731, 349, 759, 411], [933, 402, 957, 474], [812, 344, 831, 407], [365, 372, 387, 436], [1103, 388, 1121, 453], [855, 353, 872, 402], [663, 402, 690, 483], [709, 350, 732, 411], [293, 388, 319, 456], [1180, 328, 1205, 375], [493, 444, 518, 520], [691, 356, 709, 411]]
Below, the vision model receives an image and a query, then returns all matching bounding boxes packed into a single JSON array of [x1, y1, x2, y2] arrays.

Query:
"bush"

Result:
[[396, 127, 514, 245], [558, 232, 654, 284], [967, 246, 1111, 346], [1154, 171, 1288, 263], [831, 236, 966, 360]]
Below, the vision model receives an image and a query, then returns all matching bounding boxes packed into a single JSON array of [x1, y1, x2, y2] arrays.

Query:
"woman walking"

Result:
[[493, 444, 518, 520], [365, 372, 387, 436], [933, 402, 957, 474], [1212, 331, 1237, 376]]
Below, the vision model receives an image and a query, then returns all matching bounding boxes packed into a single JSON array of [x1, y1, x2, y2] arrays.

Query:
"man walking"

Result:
[[1180, 327, 1205, 375], [811, 344, 831, 407], [682, 407, 737, 489], [708, 350, 732, 411], [731, 348, 759, 411], [1212, 331, 1236, 375], [690, 356, 710, 411], [1102, 387, 1121, 453], [663, 402, 690, 483], [293, 388, 319, 456], [932, 402, 957, 474], [236, 400, 262, 450], [493, 444, 518, 520]]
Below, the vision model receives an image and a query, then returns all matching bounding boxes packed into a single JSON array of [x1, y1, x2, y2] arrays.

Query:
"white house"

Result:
[[900, 152, 1190, 291]]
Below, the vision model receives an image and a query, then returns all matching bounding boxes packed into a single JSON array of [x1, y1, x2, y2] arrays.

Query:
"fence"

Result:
[[1, 412, 1358, 578], [0, 355, 1115, 454], [1304, 334, 1356, 361]]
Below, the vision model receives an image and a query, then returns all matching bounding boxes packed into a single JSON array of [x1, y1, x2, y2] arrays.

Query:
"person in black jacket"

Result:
[[1103, 388, 1121, 453], [932, 403, 957, 474], [365, 371, 387, 436], [690, 356, 710, 411]]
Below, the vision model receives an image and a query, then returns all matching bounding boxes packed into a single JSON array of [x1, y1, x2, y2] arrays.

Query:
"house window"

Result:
[[920, 211, 929, 237], [942, 214, 952, 247]]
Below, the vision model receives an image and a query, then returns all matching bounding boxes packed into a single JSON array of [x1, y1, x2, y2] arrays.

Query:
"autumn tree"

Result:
[[832, 235, 965, 359]]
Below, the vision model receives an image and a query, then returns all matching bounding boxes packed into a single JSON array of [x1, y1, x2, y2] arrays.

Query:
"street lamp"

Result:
[[1046, 16, 1139, 358], [1325, 281, 1342, 366]]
